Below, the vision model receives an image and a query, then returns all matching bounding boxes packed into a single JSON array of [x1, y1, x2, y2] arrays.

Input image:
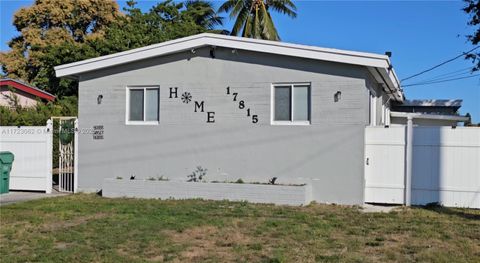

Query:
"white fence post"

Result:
[[74, 118, 79, 193], [405, 116, 413, 206], [46, 119, 53, 194]]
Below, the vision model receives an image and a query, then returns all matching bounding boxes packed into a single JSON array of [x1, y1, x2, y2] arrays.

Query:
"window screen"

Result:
[[274, 86, 291, 121], [145, 89, 159, 121], [293, 85, 309, 121], [129, 89, 144, 121]]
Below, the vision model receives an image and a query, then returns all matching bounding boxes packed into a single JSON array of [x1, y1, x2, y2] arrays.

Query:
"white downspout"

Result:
[[405, 115, 413, 206]]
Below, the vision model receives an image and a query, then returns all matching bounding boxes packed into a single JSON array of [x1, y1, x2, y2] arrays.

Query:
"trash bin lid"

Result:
[[0, 152, 14, 164]]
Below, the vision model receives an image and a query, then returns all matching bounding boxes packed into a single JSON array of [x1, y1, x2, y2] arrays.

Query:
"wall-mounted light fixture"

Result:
[[191, 48, 196, 54], [334, 91, 341, 102], [97, 94, 103, 105]]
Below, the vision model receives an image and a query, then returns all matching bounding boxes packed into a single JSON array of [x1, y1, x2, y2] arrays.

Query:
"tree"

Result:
[[0, 0, 121, 97], [184, 0, 224, 30], [463, 0, 480, 71], [1, 0, 225, 98], [90, 0, 224, 55], [218, 0, 296, 41]]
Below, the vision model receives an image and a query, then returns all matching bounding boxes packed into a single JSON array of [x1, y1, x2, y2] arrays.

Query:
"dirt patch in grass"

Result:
[[166, 225, 254, 262], [40, 212, 110, 232]]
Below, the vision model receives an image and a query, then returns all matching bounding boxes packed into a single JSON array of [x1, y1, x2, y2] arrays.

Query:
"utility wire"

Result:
[[400, 46, 480, 82], [402, 73, 480, 87], [425, 66, 474, 80], [405, 66, 474, 84]]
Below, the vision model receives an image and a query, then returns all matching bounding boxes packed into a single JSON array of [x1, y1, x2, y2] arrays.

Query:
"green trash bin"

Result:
[[0, 151, 14, 194]]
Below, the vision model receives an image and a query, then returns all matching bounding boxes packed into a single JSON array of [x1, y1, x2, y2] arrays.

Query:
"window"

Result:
[[272, 83, 310, 124], [126, 87, 159, 124]]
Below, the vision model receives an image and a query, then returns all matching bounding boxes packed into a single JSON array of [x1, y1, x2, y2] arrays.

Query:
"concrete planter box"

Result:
[[102, 179, 312, 206]]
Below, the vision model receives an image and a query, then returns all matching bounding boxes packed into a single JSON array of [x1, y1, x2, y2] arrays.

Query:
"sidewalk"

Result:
[[0, 189, 68, 206]]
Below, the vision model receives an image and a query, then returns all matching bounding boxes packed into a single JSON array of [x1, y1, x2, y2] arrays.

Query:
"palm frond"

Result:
[[261, 4, 279, 40], [218, 0, 238, 13], [230, 7, 249, 36], [267, 0, 297, 18], [242, 13, 252, 38]]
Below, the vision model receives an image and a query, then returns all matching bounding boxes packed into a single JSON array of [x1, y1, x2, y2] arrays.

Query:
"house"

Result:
[[390, 99, 469, 126], [55, 33, 423, 205], [0, 78, 55, 108]]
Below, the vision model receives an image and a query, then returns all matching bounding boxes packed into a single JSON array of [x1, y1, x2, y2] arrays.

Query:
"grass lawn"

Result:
[[0, 194, 479, 262]]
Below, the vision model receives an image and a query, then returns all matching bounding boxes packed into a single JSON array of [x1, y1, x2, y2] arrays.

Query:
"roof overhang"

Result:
[[54, 33, 404, 101], [398, 99, 462, 109], [0, 78, 55, 101], [390, 111, 470, 122]]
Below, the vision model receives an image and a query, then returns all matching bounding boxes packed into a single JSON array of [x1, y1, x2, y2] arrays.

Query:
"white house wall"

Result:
[[77, 47, 373, 204]]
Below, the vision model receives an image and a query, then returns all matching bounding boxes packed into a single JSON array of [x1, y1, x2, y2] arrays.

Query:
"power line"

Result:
[[402, 73, 480, 87], [400, 46, 480, 82], [405, 66, 474, 84], [425, 66, 474, 80]]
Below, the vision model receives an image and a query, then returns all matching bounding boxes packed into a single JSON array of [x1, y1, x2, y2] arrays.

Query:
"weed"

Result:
[[187, 166, 207, 182]]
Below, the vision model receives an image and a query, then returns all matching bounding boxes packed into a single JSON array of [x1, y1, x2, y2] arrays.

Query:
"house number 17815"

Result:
[[226, 87, 258, 124]]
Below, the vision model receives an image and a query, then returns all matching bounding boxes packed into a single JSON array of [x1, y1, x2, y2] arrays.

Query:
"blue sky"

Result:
[[1, 0, 479, 122]]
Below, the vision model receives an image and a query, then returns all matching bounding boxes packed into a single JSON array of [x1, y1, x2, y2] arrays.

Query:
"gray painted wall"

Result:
[[77, 47, 372, 204]]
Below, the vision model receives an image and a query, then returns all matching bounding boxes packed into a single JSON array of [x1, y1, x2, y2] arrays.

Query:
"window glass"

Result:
[[274, 86, 291, 121], [145, 89, 159, 121], [129, 89, 144, 121], [293, 85, 309, 121]]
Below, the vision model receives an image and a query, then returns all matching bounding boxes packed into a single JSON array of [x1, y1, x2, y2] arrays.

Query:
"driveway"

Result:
[[0, 191, 68, 206]]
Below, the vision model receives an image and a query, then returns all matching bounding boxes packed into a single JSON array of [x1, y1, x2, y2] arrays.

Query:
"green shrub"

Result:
[[0, 96, 78, 168], [0, 96, 77, 126]]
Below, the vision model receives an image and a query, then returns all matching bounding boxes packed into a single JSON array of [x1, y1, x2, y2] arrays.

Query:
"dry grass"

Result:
[[0, 194, 479, 262]]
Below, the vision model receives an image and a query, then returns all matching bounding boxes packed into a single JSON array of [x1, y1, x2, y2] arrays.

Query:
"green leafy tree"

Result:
[[185, 0, 224, 30], [92, 0, 224, 54], [0, 0, 122, 97], [218, 0, 296, 41], [463, 0, 480, 71], [1, 0, 225, 98]]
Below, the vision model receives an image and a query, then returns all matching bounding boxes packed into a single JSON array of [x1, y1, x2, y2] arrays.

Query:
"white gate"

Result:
[[364, 126, 406, 204], [55, 117, 78, 193], [364, 126, 480, 208], [0, 121, 53, 193]]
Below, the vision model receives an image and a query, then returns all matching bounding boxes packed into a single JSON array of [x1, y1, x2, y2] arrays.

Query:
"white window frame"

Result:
[[125, 86, 160, 125], [271, 83, 311, 126]]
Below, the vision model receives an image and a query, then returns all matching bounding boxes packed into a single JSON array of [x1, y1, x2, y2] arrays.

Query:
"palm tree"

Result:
[[184, 0, 224, 30], [218, 0, 296, 41]]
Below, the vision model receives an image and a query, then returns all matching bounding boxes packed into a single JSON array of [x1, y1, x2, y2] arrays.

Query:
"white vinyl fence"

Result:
[[0, 121, 53, 193], [365, 126, 480, 208]]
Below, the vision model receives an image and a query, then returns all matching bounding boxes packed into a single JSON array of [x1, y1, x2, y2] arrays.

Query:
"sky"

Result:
[[1, 0, 479, 122]]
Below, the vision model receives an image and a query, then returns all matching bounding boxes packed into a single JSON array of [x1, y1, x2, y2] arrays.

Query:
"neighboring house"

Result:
[[54, 33, 467, 205], [390, 99, 469, 126], [0, 78, 55, 108]]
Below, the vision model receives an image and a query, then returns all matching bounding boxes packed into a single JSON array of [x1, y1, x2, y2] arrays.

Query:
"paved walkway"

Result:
[[0, 190, 68, 206]]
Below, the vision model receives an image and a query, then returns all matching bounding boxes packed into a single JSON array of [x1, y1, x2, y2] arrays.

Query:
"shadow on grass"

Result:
[[420, 203, 480, 220]]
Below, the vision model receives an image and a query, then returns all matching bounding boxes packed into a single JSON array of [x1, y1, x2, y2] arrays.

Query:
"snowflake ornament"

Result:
[[181, 92, 192, 104]]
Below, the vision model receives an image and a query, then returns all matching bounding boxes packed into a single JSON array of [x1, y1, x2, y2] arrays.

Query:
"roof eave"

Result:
[[55, 33, 392, 76]]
